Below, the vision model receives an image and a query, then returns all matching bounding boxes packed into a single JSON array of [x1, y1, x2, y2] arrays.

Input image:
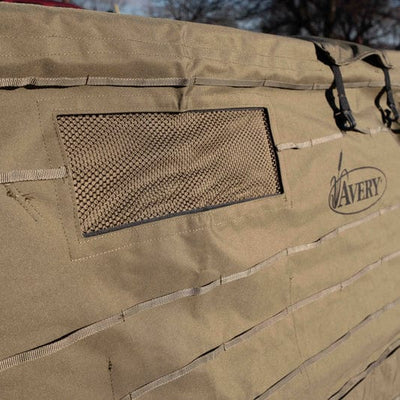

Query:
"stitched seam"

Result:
[[0, 34, 324, 64], [276, 129, 391, 151], [254, 303, 400, 400], [36, 93, 391, 263], [51, 110, 89, 245], [33, 98, 289, 260], [37, 93, 176, 103], [36, 98, 74, 261], [71, 202, 399, 260], [0, 167, 67, 184], [328, 339, 400, 400], [0, 50, 325, 73], [52, 104, 286, 246], [266, 105, 292, 207], [1, 77, 397, 90], [0, 204, 398, 374], [124, 263, 400, 400], [48, 97, 287, 251]]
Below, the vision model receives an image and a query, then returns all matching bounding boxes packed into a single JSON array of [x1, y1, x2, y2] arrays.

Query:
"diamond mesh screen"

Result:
[[57, 108, 282, 236]]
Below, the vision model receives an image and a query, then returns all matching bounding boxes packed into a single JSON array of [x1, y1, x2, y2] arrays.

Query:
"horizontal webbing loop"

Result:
[[0, 167, 67, 184], [0, 203, 398, 374]]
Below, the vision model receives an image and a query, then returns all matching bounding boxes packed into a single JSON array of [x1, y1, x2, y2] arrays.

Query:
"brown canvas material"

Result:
[[0, 3, 399, 400]]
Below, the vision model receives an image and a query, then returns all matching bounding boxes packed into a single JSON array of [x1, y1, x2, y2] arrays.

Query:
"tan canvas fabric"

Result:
[[0, 3, 399, 400]]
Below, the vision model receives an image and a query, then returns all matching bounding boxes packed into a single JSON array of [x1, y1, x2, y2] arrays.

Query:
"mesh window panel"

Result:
[[57, 108, 283, 236]]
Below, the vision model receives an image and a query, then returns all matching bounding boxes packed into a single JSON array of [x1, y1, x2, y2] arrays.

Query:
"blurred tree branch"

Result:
[[147, 0, 400, 48], [74, 0, 400, 48], [242, 0, 400, 48], [149, 0, 239, 26]]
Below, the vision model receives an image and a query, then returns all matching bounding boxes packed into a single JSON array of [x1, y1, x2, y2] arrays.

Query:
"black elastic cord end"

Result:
[[383, 67, 400, 123], [331, 65, 357, 131]]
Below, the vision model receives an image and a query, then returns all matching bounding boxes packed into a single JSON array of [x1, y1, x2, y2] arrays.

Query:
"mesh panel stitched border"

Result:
[[57, 108, 283, 236]]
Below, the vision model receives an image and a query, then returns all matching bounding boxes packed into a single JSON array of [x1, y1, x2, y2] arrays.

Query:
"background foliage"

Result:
[[73, 0, 400, 49]]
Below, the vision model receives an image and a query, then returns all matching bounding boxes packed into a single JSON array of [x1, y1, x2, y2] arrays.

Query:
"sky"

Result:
[[121, 0, 149, 15], [73, 0, 151, 14]]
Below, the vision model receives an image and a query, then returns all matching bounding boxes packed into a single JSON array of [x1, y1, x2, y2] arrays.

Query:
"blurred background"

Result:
[[2, 0, 400, 49]]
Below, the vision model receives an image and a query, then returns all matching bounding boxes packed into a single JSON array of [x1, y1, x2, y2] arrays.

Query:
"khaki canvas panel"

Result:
[[0, 3, 399, 400]]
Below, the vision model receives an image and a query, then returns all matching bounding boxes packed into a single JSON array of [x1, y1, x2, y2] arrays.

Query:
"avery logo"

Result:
[[329, 152, 386, 215]]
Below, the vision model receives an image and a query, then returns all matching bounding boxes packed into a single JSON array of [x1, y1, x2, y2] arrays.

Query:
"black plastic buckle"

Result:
[[342, 109, 357, 131], [383, 68, 400, 123], [388, 97, 400, 122], [331, 64, 357, 131]]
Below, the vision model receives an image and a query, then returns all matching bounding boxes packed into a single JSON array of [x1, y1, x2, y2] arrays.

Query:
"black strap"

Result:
[[331, 64, 357, 131], [383, 67, 400, 122]]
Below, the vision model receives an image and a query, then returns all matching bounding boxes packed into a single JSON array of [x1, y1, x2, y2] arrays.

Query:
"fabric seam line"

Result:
[[0, 203, 398, 374], [124, 256, 400, 400]]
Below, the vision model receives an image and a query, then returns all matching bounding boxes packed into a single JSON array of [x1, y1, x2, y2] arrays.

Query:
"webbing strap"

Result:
[[0, 167, 67, 184], [331, 64, 357, 131], [383, 67, 400, 123]]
